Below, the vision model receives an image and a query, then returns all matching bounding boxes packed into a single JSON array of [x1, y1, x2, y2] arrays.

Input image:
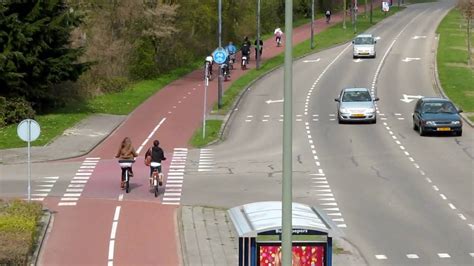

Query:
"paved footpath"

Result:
[[2, 4, 380, 265]]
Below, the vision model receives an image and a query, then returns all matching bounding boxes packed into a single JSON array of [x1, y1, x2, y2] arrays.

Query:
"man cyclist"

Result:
[[145, 140, 166, 185]]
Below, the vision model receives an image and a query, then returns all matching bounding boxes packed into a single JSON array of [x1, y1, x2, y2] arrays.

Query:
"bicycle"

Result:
[[150, 162, 163, 197], [118, 159, 135, 193], [205, 60, 213, 81]]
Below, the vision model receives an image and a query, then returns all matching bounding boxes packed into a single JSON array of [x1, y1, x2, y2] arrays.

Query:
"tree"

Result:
[[0, 0, 89, 111], [458, 0, 473, 66]]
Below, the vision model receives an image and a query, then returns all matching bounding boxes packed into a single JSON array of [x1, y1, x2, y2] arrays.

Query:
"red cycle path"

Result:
[[39, 5, 380, 266]]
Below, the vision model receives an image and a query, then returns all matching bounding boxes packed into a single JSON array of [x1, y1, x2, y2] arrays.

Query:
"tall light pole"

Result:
[[217, 0, 223, 109], [256, 0, 261, 69], [282, 0, 293, 265], [370, 0, 373, 24], [343, 0, 347, 29], [310, 0, 315, 49]]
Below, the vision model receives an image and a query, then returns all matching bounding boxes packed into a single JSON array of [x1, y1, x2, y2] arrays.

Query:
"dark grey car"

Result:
[[412, 97, 463, 136]]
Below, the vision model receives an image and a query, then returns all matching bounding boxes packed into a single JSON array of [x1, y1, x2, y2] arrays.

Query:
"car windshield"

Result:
[[342, 91, 372, 102], [421, 102, 457, 113], [354, 37, 374, 45]]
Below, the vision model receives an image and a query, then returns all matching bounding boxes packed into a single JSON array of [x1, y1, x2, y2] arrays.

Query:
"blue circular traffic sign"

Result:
[[212, 47, 228, 64]]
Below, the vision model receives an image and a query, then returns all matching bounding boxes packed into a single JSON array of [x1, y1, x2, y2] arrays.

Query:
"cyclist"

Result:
[[242, 36, 252, 61], [205, 55, 214, 79], [225, 41, 237, 68], [274, 28, 283, 47], [325, 10, 331, 23], [115, 137, 138, 189], [144, 140, 166, 185], [254, 38, 263, 60]]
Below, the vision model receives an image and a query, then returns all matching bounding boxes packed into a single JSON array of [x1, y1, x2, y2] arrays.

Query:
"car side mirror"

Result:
[[458, 109, 463, 113], [374, 97, 380, 101], [374, 40, 377, 43], [335, 98, 339, 102]]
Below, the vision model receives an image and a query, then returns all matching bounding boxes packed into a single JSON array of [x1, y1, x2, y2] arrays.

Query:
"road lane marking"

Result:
[[406, 254, 419, 259], [375, 255, 387, 260], [437, 253, 450, 258]]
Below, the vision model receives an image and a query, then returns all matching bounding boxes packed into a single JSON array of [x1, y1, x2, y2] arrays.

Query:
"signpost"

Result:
[[17, 119, 41, 201]]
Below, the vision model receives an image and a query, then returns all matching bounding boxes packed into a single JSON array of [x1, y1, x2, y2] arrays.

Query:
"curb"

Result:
[[30, 209, 53, 266], [432, 33, 474, 128]]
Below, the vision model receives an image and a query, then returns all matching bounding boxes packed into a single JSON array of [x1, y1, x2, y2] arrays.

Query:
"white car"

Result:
[[352, 34, 376, 58]]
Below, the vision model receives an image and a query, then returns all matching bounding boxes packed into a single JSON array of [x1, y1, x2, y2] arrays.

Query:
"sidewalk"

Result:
[[1, 5, 379, 265]]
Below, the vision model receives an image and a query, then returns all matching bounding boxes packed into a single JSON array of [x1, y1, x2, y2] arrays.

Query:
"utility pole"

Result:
[[282, 0, 293, 265], [343, 0, 347, 29], [311, 0, 315, 49], [256, 0, 261, 69], [370, 0, 373, 24], [217, 0, 223, 109]]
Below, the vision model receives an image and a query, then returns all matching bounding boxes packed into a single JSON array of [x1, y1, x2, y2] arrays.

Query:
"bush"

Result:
[[0, 200, 43, 265], [98, 76, 130, 93], [3, 98, 36, 126], [129, 38, 158, 80]]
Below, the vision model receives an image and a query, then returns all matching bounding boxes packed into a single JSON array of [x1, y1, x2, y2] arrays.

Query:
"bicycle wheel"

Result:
[[154, 184, 158, 197]]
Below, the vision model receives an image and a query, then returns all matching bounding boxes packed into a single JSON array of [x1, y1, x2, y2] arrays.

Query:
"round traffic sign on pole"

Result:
[[17, 119, 41, 142], [212, 47, 228, 65]]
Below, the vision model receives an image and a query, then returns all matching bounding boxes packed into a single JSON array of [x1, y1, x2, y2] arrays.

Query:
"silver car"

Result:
[[352, 34, 376, 58], [335, 88, 379, 123]]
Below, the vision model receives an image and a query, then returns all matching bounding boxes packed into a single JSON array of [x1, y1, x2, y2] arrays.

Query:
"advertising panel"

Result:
[[258, 244, 325, 266]]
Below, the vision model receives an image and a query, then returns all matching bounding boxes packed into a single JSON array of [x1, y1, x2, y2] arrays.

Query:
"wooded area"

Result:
[[0, 0, 342, 126]]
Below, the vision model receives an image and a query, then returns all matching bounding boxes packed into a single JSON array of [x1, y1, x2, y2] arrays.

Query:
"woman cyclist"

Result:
[[116, 137, 138, 189]]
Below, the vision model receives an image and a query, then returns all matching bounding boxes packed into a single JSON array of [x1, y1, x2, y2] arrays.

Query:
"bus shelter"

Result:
[[228, 201, 342, 266]]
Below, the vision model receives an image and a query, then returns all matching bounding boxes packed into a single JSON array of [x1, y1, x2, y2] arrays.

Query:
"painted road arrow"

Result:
[[303, 58, 321, 63], [266, 99, 284, 104], [400, 94, 423, 103], [402, 57, 421, 62], [412, 35, 427, 40]]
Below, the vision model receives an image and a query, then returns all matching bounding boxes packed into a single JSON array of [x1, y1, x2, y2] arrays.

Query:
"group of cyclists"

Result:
[[205, 29, 286, 80]]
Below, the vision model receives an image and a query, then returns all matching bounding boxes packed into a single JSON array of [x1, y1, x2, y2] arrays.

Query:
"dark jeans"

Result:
[[121, 167, 133, 182]]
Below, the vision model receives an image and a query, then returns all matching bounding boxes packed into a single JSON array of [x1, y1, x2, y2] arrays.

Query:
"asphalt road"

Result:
[[182, 1, 473, 265]]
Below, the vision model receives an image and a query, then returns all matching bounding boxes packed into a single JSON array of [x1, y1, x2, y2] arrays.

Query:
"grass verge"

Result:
[[0, 199, 43, 265], [189, 120, 223, 148], [436, 8, 474, 115], [189, 7, 403, 147]]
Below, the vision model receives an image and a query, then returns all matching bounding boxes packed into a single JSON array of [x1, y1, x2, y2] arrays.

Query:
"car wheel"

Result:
[[456, 130, 462, 137], [418, 125, 425, 136], [371, 117, 377, 124], [353, 55, 357, 59], [413, 120, 418, 130]]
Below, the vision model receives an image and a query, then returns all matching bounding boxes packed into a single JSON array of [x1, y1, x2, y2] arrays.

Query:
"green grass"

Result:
[[436, 9, 474, 113], [0, 199, 43, 265], [189, 120, 223, 148]]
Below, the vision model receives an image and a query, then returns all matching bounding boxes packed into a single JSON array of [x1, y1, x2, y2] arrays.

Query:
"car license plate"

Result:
[[352, 114, 365, 118], [437, 127, 451, 131], [360, 52, 368, 55]]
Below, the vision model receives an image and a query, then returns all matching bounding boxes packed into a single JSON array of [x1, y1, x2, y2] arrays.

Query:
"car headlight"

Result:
[[365, 108, 375, 113], [340, 108, 349, 114], [425, 121, 436, 126], [451, 120, 461, 125]]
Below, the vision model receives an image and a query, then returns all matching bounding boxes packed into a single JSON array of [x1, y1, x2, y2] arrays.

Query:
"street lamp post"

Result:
[[343, 0, 347, 29], [256, 0, 261, 69], [217, 0, 223, 109], [311, 0, 315, 49], [282, 0, 293, 265]]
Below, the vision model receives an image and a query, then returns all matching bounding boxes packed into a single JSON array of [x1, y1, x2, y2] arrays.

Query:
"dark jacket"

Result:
[[146, 146, 166, 163]]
